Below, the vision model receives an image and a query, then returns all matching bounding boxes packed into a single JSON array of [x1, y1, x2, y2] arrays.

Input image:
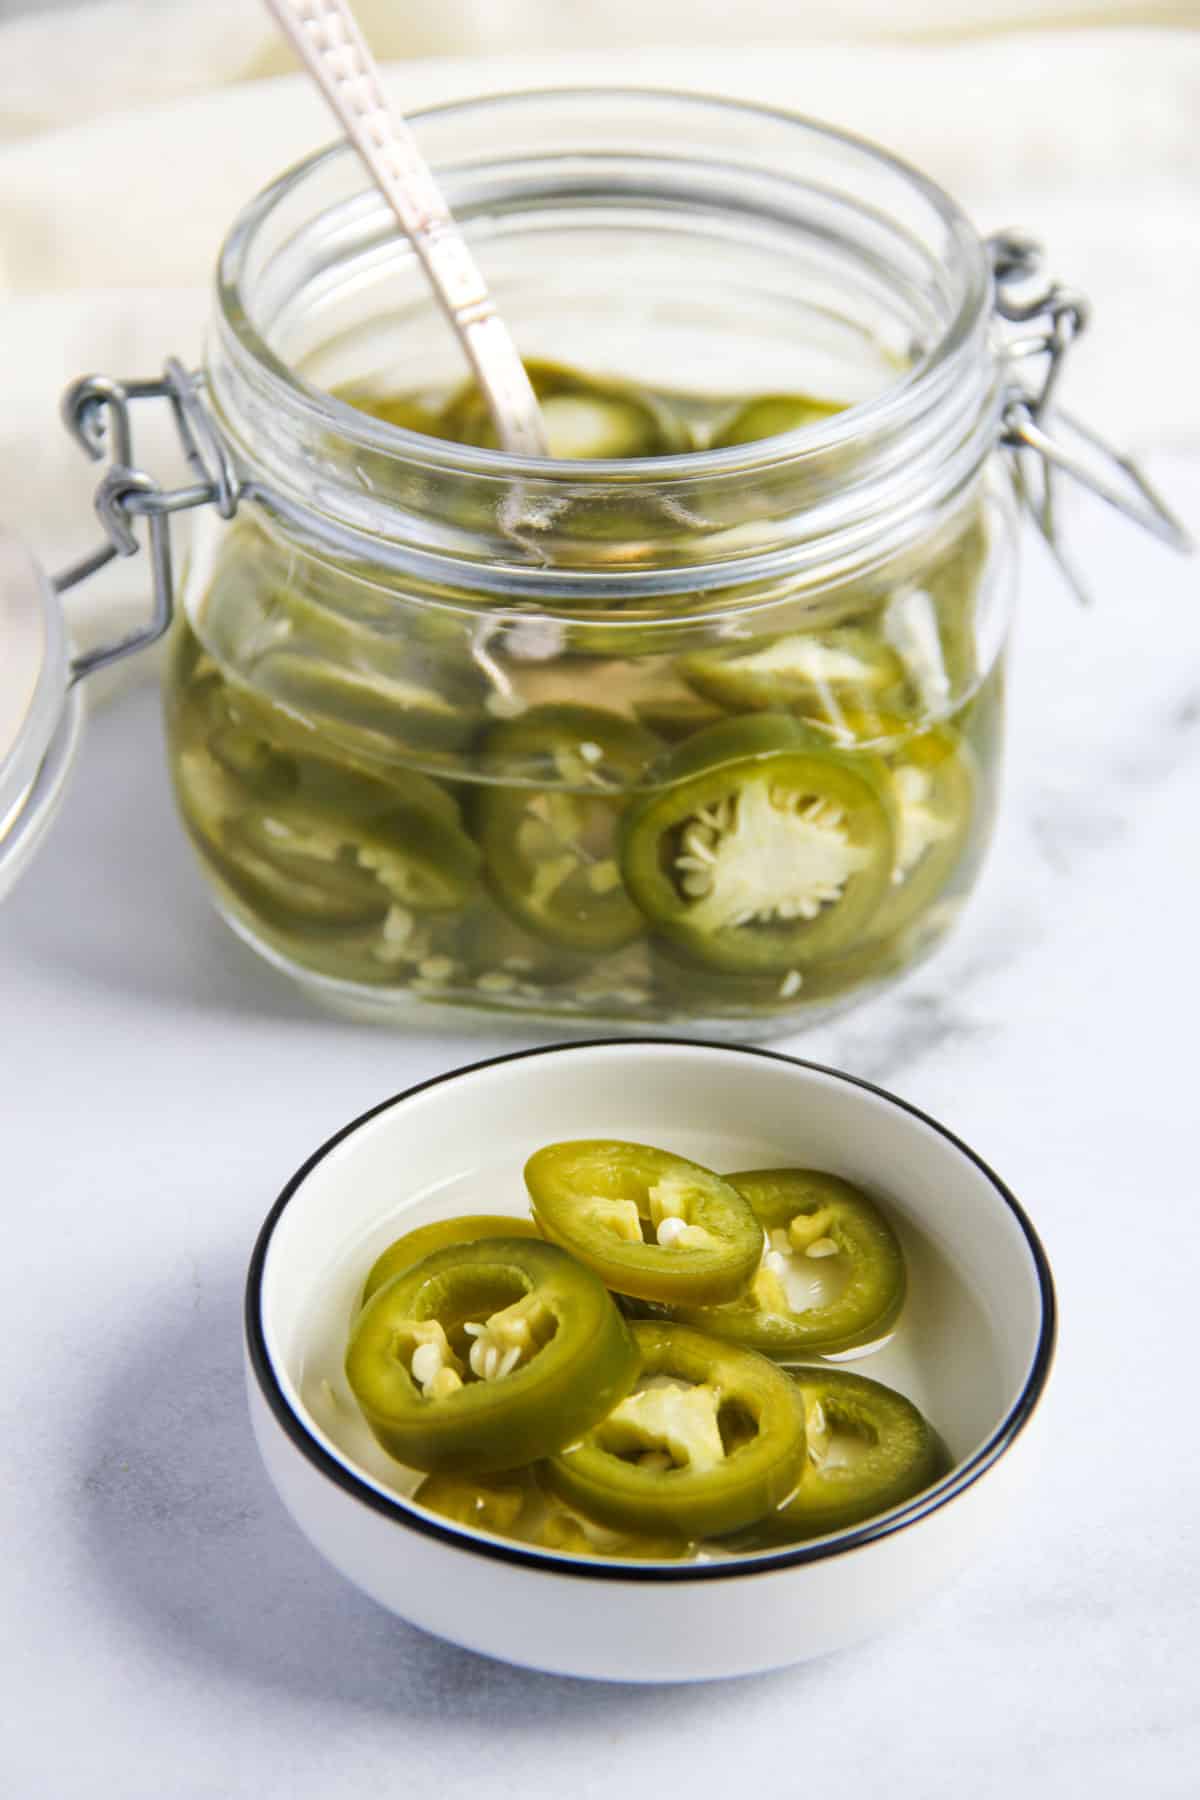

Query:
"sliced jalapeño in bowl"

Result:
[[345, 1237, 638, 1473], [653, 1168, 907, 1358], [723, 1367, 949, 1546], [360, 1214, 541, 1307], [544, 1321, 808, 1540], [525, 1139, 764, 1305]]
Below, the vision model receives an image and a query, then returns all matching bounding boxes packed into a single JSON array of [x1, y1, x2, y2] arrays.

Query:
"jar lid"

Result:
[[0, 530, 84, 900]]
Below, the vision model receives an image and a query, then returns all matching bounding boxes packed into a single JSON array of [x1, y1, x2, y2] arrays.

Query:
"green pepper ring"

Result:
[[234, 800, 479, 916], [723, 1366, 949, 1546], [169, 738, 391, 935], [250, 650, 481, 757], [920, 513, 990, 699], [476, 705, 659, 953], [438, 356, 694, 458], [525, 1138, 764, 1305], [345, 1237, 639, 1474], [648, 931, 906, 1017], [620, 714, 897, 972], [709, 391, 846, 449], [679, 625, 911, 723], [868, 726, 977, 943], [545, 1321, 808, 1540], [361, 1214, 541, 1306], [657, 1168, 907, 1358], [413, 1466, 693, 1560], [171, 651, 481, 926], [184, 650, 469, 835], [213, 816, 395, 932]]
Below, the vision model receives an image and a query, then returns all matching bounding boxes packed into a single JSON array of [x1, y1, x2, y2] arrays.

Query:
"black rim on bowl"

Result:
[[245, 1039, 1057, 1583]]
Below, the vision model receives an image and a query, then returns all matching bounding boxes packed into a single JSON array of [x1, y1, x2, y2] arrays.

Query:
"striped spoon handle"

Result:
[[261, 0, 548, 456]]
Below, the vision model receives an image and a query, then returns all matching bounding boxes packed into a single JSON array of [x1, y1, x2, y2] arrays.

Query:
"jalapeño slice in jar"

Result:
[[658, 1169, 906, 1357], [545, 1321, 807, 1539], [727, 1368, 948, 1546], [439, 357, 693, 459], [361, 1215, 542, 1306], [210, 816, 393, 932], [901, 512, 990, 703], [525, 1139, 764, 1305], [249, 649, 481, 757], [172, 662, 481, 922], [174, 756, 366, 933], [620, 715, 896, 971], [339, 390, 444, 437], [345, 1238, 638, 1473], [870, 724, 976, 942], [648, 929, 913, 1018], [476, 706, 659, 952], [631, 693, 728, 743], [414, 1466, 692, 1559], [217, 779, 480, 919], [679, 628, 910, 730], [709, 392, 846, 449]]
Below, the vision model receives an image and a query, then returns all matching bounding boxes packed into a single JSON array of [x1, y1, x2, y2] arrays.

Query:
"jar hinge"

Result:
[[52, 360, 242, 683], [988, 230, 1192, 602]]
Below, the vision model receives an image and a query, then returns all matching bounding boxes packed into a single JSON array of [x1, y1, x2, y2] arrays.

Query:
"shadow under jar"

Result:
[[165, 90, 1014, 1037]]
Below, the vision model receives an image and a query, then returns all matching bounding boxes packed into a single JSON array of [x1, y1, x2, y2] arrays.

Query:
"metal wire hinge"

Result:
[[53, 360, 241, 683], [988, 230, 1192, 601]]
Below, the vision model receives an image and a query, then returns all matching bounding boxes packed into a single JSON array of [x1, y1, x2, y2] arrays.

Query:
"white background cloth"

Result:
[[2, 29, 1197, 664], [3, 1, 1197, 140], [2, 15, 1200, 1797]]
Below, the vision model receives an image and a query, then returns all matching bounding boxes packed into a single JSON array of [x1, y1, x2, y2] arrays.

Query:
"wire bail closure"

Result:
[[53, 360, 241, 683], [988, 229, 1193, 602]]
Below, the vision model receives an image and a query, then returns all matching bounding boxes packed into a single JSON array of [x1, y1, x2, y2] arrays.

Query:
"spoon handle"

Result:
[[262, 0, 548, 456]]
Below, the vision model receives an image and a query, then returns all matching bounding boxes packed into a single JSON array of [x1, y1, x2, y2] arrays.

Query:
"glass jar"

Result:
[[9, 92, 1184, 1034], [166, 90, 1015, 1037]]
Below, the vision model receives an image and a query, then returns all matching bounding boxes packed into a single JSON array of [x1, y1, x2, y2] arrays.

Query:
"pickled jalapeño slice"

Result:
[[525, 1139, 764, 1305], [620, 715, 895, 971], [439, 357, 693, 459], [680, 627, 910, 731], [874, 726, 975, 939], [413, 1466, 692, 1559], [657, 1168, 906, 1357], [710, 392, 846, 449], [172, 674, 480, 931], [545, 1322, 807, 1539], [345, 1238, 638, 1473], [361, 1214, 541, 1307], [826, 708, 976, 943], [339, 391, 444, 437], [250, 650, 479, 756], [726, 1367, 948, 1546], [477, 705, 658, 952]]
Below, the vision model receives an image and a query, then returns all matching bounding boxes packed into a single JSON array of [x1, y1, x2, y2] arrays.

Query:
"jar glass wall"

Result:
[[165, 91, 1017, 1036]]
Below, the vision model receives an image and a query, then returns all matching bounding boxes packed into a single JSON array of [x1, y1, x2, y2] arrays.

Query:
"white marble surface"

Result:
[[3, 459, 1199, 1795]]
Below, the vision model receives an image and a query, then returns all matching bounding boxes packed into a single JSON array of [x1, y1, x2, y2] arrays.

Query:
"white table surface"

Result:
[[4, 459, 1199, 1796]]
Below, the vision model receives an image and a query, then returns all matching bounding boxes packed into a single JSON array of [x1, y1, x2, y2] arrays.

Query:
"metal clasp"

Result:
[[53, 360, 241, 682], [988, 230, 1192, 601]]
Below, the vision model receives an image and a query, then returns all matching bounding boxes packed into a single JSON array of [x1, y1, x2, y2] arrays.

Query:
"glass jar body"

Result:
[[163, 92, 1016, 1037]]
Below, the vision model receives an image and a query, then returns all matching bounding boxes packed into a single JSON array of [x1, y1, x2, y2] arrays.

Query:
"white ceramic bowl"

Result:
[[246, 1039, 1055, 1682]]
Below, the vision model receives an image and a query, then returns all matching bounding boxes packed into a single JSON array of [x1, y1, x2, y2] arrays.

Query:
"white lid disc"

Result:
[[0, 531, 84, 900]]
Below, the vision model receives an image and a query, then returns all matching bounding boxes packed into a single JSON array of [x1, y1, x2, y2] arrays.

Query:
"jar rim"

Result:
[[214, 85, 993, 484]]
